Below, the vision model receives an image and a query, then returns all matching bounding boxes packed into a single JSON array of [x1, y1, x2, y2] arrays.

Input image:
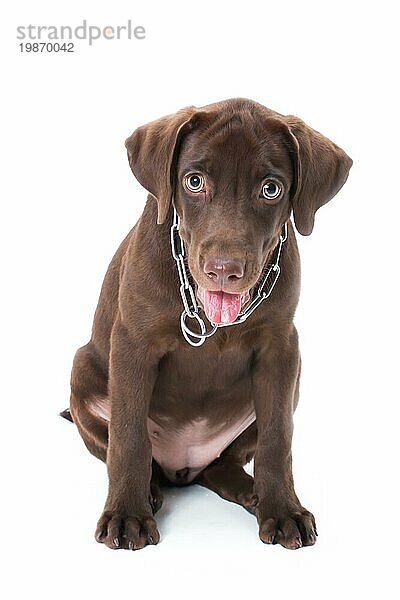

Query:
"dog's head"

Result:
[[126, 99, 352, 324]]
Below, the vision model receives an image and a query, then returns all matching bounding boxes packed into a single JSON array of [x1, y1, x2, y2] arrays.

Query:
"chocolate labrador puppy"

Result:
[[62, 98, 352, 550]]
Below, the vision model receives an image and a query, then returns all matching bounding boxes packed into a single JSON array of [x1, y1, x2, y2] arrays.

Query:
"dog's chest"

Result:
[[149, 340, 256, 483]]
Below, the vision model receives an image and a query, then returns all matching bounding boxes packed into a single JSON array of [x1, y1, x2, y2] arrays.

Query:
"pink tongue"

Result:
[[203, 290, 242, 324]]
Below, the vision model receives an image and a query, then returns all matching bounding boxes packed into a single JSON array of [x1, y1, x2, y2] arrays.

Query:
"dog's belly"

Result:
[[87, 394, 255, 484], [147, 410, 256, 483]]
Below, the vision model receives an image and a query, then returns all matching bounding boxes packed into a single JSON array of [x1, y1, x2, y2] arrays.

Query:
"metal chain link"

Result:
[[171, 208, 288, 346]]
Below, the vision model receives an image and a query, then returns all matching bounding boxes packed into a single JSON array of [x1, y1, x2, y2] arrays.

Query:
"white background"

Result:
[[1, 1, 399, 598]]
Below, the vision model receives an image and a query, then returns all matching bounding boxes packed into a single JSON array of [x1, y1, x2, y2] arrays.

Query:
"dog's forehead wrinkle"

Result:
[[180, 118, 292, 184], [180, 141, 258, 184]]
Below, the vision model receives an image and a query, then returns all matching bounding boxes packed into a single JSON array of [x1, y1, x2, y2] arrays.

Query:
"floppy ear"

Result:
[[125, 107, 197, 224], [284, 116, 353, 235]]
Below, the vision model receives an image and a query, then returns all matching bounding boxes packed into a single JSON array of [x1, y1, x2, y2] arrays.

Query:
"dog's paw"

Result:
[[95, 510, 160, 550], [257, 506, 317, 550]]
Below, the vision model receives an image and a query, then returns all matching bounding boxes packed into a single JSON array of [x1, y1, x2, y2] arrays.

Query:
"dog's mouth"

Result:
[[196, 286, 251, 325]]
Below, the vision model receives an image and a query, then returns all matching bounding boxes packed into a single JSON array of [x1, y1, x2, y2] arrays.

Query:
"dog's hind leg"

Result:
[[195, 422, 258, 513], [67, 343, 109, 462]]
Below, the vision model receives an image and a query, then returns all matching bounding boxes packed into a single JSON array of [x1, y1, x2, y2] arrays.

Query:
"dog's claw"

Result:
[[113, 537, 120, 548], [264, 536, 275, 544]]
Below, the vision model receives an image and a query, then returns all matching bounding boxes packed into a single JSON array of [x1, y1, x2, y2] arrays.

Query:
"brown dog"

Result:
[[63, 98, 352, 551]]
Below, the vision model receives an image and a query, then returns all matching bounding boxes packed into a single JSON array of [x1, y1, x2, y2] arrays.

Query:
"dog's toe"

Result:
[[258, 507, 316, 550], [95, 510, 160, 551]]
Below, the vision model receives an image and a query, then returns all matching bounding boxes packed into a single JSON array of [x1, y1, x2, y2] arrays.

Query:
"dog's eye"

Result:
[[262, 179, 282, 201], [184, 173, 205, 193]]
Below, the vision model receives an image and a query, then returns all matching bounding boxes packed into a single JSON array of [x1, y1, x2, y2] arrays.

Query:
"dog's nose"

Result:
[[203, 256, 245, 287]]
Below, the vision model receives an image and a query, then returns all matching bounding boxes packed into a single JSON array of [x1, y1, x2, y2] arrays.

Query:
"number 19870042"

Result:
[[19, 42, 74, 52]]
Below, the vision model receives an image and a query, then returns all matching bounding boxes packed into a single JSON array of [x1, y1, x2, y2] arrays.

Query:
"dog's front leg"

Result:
[[253, 325, 317, 550], [95, 318, 160, 551]]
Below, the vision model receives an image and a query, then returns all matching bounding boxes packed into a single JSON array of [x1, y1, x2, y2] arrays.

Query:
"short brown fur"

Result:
[[65, 98, 352, 550]]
